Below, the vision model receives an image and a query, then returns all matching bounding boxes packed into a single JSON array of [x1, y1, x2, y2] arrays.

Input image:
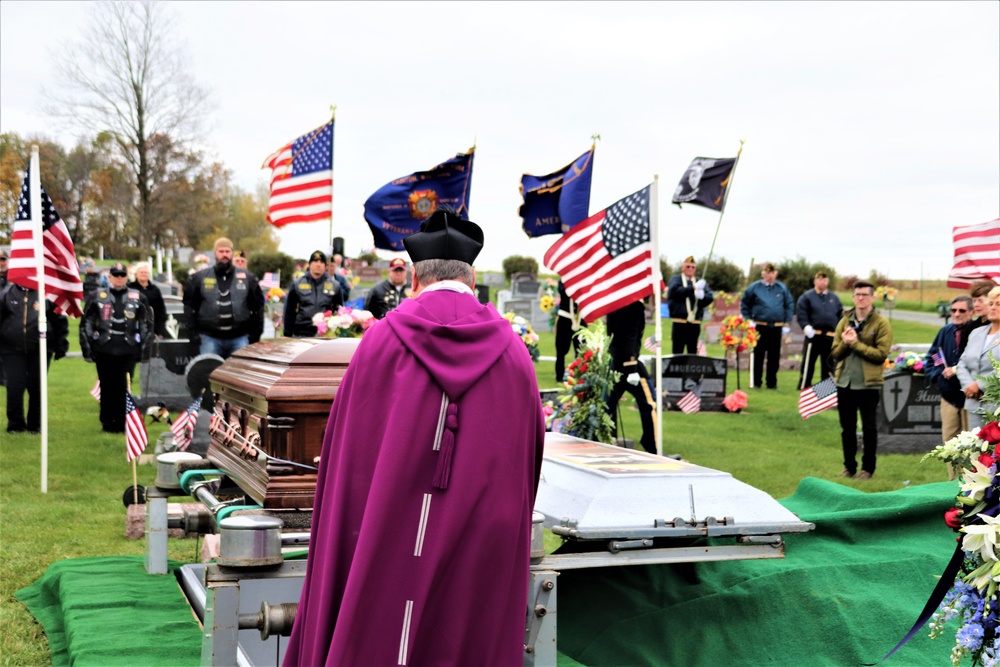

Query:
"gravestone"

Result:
[[138, 339, 200, 411], [357, 266, 382, 283], [512, 278, 541, 298], [481, 273, 506, 287], [876, 370, 942, 453], [653, 354, 728, 412], [475, 284, 490, 305]]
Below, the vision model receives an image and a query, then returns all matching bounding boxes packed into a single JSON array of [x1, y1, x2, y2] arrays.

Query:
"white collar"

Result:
[[418, 280, 474, 296]]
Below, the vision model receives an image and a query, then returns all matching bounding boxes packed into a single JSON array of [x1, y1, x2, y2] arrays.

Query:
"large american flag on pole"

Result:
[[543, 185, 654, 323], [125, 392, 148, 462], [8, 168, 84, 317], [263, 119, 334, 228], [947, 218, 1000, 289], [798, 377, 839, 420]]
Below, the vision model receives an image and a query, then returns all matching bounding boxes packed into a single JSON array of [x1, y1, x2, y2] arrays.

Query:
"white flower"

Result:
[[962, 513, 1000, 563], [960, 459, 995, 502]]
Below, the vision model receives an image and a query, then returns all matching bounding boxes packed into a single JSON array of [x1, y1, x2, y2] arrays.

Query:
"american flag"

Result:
[[260, 271, 281, 289], [90, 379, 101, 401], [798, 377, 839, 420], [125, 392, 148, 462], [543, 185, 655, 323], [263, 120, 334, 228], [644, 335, 660, 352], [931, 350, 945, 367], [170, 396, 203, 451], [8, 168, 84, 317], [677, 382, 702, 414], [947, 218, 1000, 289], [697, 339, 707, 356]]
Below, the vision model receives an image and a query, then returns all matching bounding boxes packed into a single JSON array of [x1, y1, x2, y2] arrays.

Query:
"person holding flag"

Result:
[[80, 263, 149, 433], [666, 256, 713, 354], [0, 283, 68, 433]]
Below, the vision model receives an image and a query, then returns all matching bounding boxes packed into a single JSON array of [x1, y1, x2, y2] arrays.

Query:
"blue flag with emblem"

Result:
[[362, 149, 475, 251], [519, 146, 595, 238]]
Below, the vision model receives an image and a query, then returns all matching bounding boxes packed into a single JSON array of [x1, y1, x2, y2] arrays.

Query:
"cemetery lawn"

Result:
[[0, 314, 944, 663]]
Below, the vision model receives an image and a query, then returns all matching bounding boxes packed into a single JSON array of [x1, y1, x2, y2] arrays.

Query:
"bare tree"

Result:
[[48, 0, 209, 253]]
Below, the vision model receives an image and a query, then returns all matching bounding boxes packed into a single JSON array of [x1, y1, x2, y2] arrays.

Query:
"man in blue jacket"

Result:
[[925, 296, 975, 463], [741, 263, 794, 389]]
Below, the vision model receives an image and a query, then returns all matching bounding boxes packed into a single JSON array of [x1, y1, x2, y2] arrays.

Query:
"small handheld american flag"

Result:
[[798, 377, 839, 419], [644, 335, 660, 352], [170, 395, 203, 451], [125, 392, 148, 462], [677, 382, 702, 414], [931, 350, 945, 367]]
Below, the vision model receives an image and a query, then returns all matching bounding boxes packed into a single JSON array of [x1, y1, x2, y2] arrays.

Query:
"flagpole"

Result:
[[327, 105, 336, 248], [29, 147, 49, 493], [700, 139, 745, 282], [651, 175, 663, 457], [128, 373, 139, 505]]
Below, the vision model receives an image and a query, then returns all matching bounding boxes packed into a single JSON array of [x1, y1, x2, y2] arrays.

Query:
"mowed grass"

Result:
[[1, 314, 945, 663]]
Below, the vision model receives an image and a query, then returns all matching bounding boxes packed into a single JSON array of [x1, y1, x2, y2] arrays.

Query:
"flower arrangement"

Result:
[[540, 280, 559, 327], [924, 354, 1000, 665], [266, 287, 286, 304], [890, 350, 926, 373], [192, 253, 210, 271], [549, 322, 619, 444], [716, 291, 741, 307], [503, 312, 540, 362], [719, 315, 760, 353], [875, 285, 898, 302], [312, 306, 376, 338], [265, 287, 286, 331], [723, 390, 748, 412]]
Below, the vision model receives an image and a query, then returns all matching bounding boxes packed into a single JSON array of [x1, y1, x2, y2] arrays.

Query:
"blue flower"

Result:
[[958, 622, 985, 651]]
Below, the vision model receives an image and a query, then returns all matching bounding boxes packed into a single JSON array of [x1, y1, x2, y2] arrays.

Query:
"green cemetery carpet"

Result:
[[15, 556, 201, 667], [15, 479, 959, 666], [555, 477, 959, 666]]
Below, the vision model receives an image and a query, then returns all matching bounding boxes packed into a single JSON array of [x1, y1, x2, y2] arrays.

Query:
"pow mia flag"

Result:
[[672, 156, 737, 211]]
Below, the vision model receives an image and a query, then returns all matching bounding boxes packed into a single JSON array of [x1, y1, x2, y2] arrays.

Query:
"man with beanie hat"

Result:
[[285, 210, 545, 667], [283, 250, 344, 337], [183, 237, 264, 358]]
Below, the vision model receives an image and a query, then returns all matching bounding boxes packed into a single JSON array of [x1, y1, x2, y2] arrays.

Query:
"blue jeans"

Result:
[[200, 335, 249, 360]]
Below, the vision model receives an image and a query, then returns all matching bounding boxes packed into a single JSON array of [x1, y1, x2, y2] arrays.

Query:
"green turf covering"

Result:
[[555, 477, 960, 666], [15, 556, 201, 667]]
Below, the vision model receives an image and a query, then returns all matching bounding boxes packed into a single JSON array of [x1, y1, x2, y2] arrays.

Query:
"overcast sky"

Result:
[[2, 1, 997, 280]]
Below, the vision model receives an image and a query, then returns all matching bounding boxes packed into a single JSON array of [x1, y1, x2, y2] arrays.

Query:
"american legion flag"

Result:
[[125, 392, 148, 462], [8, 168, 84, 317], [947, 218, 1000, 289], [798, 377, 839, 420], [543, 185, 654, 324], [263, 119, 334, 228]]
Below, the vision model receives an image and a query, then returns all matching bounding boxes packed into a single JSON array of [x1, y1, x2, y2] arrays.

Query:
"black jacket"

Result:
[[80, 286, 149, 359], [0, 285, 69, 358], [283, 272, 344, 337]]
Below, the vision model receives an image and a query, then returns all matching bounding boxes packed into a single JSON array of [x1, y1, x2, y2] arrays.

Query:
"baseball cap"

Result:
[[109, 262, 128, 277], [389, 257, 407, 271]]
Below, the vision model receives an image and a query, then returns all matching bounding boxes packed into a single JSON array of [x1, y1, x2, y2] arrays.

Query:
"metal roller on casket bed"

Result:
[[166, 340, 813, 667]]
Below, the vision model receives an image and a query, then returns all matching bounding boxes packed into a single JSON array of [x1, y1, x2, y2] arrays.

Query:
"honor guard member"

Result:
[[667, 256, 714, 354], [795, 271, 843, 388], [283, 250, 345, 337], [80, 262, 149, 433], [741, 262, 794, 389], [364, 257, 409, 319], [183, 237, 264, 358], [553, 280, 587, 382], [606, 299, 657, 455]]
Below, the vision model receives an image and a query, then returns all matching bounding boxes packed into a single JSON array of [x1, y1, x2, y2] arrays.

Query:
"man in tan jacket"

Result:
[[831, 280, 893, 480]]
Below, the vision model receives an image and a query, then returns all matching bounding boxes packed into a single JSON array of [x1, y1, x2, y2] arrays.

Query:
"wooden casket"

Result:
[[207, 337, 360, 509]]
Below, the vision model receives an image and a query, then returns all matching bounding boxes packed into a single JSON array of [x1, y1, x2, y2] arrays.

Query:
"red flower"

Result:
[[979, 421, 1000, 445], [736, 343, 747, 353], [944, 507, 963, 530], [580, 362, 588, 373], [979, 452, 996, 468], [583, 350, 594, 361]]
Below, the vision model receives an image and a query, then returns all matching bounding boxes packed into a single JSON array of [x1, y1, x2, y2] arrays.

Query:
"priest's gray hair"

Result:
[[413, 259, 474, 286]]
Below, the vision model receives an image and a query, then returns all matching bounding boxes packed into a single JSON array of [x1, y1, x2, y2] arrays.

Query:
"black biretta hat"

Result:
[[403, 210, 483, 265]]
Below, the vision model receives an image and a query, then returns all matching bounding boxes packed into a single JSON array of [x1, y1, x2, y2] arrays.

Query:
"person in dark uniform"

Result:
[[364, 257, 409, 319], [606, 299, 656, 455], [284, 250, 345, 337], [553, 280, 587, 383], [0, 283, 69, 432], [0, 249, 8, 387], [183, 237, 264, 358], [80, 262, 149, 433], [740, 262, 794, 389], [666, 255, 714, 354], [80, 257, 100, 304], [795, 271, 843, 388]]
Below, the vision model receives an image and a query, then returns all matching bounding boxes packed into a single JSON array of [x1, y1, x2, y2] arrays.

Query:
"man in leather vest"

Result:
[[80, 262, 149, 433], [183, 237, 264, 358], [284, 250, 345, 337], [365, 257, 409, 319]]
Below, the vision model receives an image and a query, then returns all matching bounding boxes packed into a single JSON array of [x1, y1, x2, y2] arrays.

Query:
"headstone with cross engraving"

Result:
[[875, 370, 943, 453]]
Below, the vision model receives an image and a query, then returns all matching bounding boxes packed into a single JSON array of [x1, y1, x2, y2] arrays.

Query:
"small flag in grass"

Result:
[[678, 383, 702, 414], [90, 379, 101, 401], [125, 392, 148, 462], [798, 377, 839, 420]]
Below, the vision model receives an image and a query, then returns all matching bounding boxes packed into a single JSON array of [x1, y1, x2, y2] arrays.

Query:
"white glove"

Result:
[[694, 289, 705, 299], [695, 279, 706, 290], [627, 372, 640, 386], [803, 325, 815, 339], [748, 321, 756, 329], [782, 326, 791, 336]]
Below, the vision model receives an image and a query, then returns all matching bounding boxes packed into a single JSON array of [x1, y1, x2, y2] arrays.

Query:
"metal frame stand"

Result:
[[145, 487, 170, 575]]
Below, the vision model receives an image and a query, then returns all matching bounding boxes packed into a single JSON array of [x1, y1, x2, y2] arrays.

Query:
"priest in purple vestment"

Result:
[[284, 210, 546, 666]]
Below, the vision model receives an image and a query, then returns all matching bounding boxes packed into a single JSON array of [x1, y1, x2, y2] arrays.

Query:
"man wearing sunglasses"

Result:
[[925, 296, 976, 471]]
